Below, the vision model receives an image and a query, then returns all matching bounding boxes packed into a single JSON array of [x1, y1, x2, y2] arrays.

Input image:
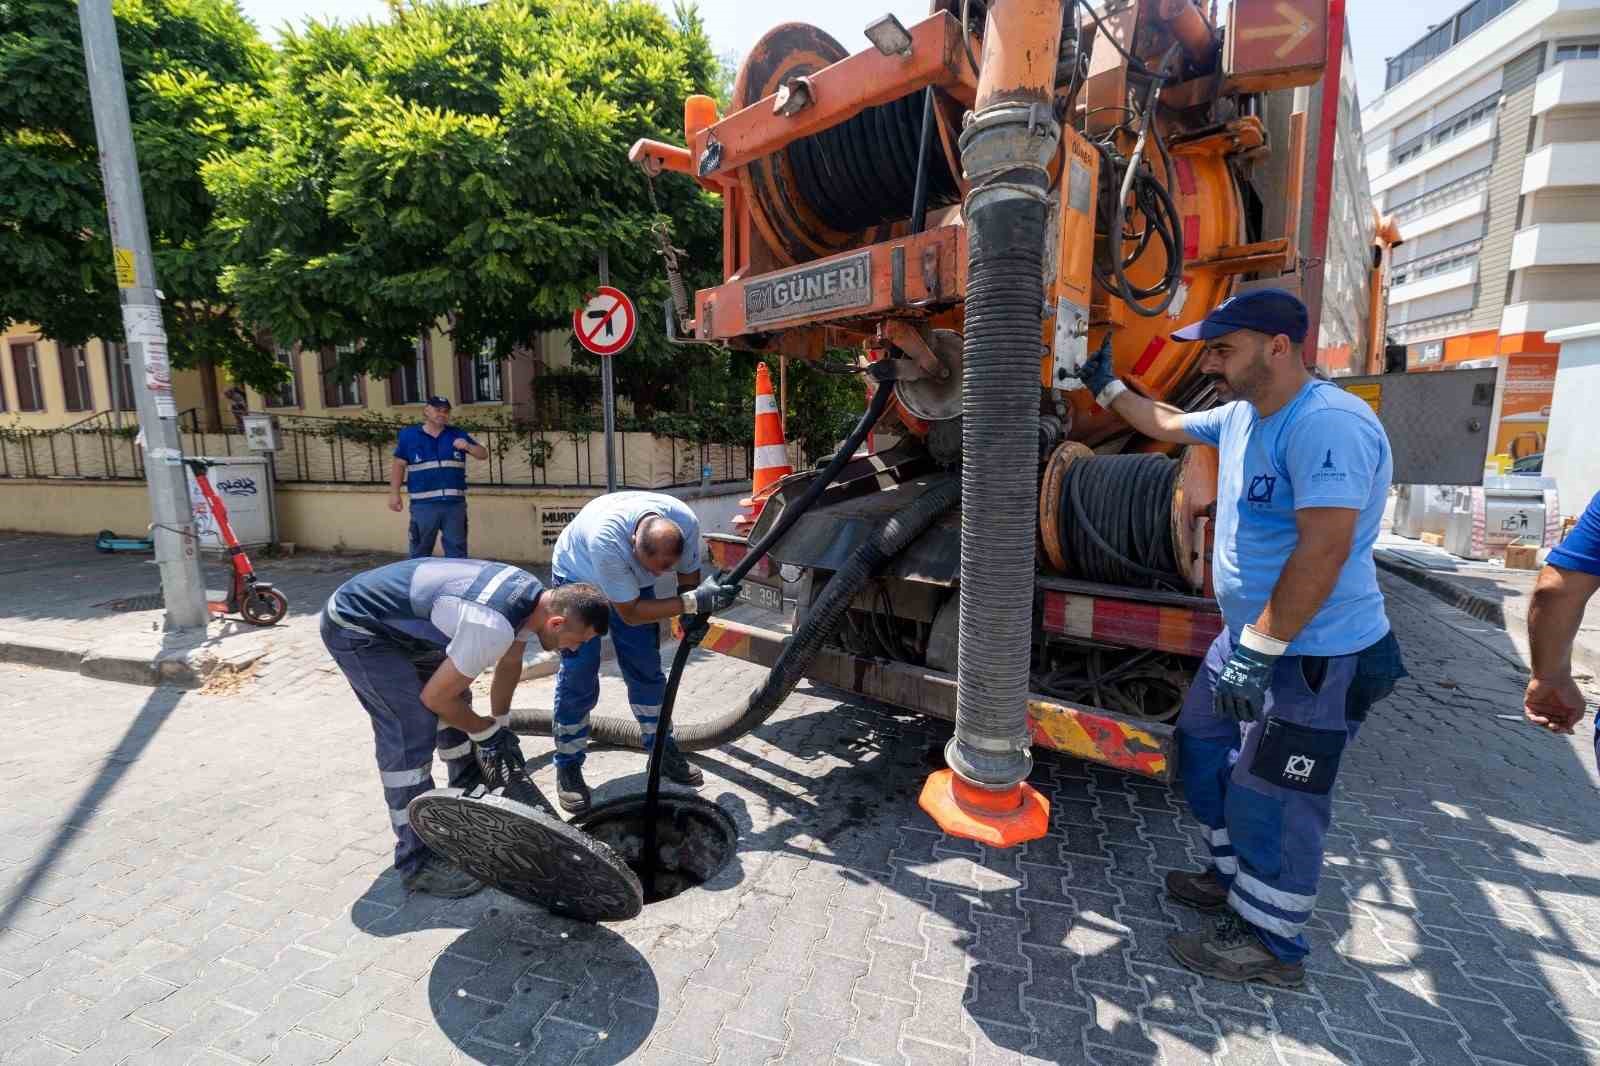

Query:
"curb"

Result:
[[1375, 554, 1507, 629], [0, 628, 270, 688]]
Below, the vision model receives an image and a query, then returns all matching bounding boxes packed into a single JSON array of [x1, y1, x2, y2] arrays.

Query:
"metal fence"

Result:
[[0, 419, 759, 491]]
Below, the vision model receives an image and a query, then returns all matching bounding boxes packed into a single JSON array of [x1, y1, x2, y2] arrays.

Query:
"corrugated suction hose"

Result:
[[508, 477, 959, 750]]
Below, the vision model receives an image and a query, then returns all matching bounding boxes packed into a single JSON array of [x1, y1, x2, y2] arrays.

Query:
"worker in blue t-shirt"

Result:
[[1524, 491, 1600, 750], [1074, 288, 1407, 987], [389, 395, 489, 558]]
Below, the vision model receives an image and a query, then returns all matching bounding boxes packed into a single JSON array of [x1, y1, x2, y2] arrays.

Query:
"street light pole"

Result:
[[77, 0, 208, 629]]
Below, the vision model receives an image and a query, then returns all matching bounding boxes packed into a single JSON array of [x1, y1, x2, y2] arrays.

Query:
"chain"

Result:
[[644, 170, 692, 335]]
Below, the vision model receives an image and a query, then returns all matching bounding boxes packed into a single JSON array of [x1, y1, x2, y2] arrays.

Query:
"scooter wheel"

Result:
[[241, 587, 288, 626]]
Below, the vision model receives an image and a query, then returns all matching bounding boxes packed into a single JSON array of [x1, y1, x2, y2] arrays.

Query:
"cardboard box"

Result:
[[1420, 532, 1445, 547], [1505, 543, 1539, 571]]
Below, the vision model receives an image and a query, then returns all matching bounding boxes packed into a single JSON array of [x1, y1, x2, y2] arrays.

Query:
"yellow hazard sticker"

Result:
[[1347, 382, 1381, 415], [114, 248, 137, 288]]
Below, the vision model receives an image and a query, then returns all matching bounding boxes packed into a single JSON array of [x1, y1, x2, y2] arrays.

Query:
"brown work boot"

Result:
[[1168, 912, 1306, 987], [1166, 868, 1230, 912]]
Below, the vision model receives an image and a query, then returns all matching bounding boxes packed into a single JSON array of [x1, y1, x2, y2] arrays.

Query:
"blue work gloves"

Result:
[[1071, 334, 1127, 407], [682, 574, 740, 616], [1215, 626, 1288, 723]]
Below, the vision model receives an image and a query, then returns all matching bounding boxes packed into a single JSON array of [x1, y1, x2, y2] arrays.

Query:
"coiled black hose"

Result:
[[787, 91, 960, 233], [1091, 141, 1184, 318], [1057, 453, 1185, 590], [507, 476, 959, 751]]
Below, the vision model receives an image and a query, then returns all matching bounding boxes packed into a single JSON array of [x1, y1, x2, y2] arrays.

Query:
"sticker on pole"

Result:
[[573, 286, 637, 357]]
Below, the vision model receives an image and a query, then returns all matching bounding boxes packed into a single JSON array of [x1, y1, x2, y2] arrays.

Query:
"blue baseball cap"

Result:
[[1171, 288, 1309, 344], [425, 395, 451, 409]]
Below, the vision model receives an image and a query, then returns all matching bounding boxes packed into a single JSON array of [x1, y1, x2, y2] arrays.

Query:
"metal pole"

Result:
[[77, 0, 207, 629], [599, 250, 617, 493]]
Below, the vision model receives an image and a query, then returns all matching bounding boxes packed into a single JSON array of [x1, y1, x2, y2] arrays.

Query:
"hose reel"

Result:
[[735, 23, 963, 265]]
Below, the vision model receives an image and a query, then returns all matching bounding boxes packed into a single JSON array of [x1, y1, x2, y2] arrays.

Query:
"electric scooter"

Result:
[[184, 458, 289, 626]]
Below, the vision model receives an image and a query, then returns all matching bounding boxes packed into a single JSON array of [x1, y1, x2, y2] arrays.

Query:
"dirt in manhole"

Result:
[[575, 794, 738, 904]]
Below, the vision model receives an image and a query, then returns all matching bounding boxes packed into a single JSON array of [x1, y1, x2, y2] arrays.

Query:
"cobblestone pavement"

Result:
[[3, 572, 1600, 1065]]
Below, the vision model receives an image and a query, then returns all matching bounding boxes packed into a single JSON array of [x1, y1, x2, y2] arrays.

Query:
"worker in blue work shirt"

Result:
[[1074, 288, 1407, 986], [547, 491, 741, 814], [389, 396, 489, 558], [323, 558, 611, 896], [1524, 491, 1600, 749]]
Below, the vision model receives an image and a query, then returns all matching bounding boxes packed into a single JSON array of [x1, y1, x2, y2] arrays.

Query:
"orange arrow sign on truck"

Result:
[[1239, 0, 1316, 59]]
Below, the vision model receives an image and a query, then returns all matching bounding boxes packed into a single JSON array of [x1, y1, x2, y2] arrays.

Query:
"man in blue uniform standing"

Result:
[[547, 491, 740, 813], [389, 396, 489, 558], [1524, 491, 1600, 746], [1075, 288, 1406, 986], [323, 558, 610, 896]]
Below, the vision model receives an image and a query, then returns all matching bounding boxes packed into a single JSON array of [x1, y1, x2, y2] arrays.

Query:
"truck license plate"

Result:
[[739, 582, 782, 611]]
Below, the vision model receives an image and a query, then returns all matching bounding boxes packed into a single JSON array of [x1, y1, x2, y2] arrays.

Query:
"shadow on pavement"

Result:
[[349, 875, 658, 1065], [0, 683, 184, 934]]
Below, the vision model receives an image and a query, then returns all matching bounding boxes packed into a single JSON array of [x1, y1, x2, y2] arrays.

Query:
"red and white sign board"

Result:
[[573, 285, 637, 357]]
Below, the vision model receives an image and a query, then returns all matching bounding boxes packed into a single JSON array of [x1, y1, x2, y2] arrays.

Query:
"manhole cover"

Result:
[[575, 794, 738, 904], [93, 593, 165, 612], [407, 787, 644, 922]]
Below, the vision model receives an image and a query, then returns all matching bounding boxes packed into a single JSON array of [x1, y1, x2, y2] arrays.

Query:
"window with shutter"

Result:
[[268, 346, 299, 408], [11, 343, 43, 411], [321, 345, 364, 407], [389, 336, 430, 404], [61, 346, 93, 411], [105, 343, 136, 411]]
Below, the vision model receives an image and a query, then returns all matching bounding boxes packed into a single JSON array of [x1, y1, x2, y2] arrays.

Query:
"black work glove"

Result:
[[681, 574, 740, 616], [472, 724, 549, 810], [1214, 627, 1286, 723]]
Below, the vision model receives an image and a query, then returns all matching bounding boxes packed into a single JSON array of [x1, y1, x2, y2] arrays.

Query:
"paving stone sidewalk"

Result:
[[3, 571, 1600, 1065], [0, 533, 603, 691]]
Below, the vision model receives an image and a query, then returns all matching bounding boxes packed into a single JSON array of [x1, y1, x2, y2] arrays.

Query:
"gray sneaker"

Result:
[[402, 855, 482, 898], [1168, 912, 1305, 987]]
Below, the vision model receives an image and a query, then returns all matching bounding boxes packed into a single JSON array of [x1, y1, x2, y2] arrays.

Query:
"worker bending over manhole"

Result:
[[321, 558, 609, 897]]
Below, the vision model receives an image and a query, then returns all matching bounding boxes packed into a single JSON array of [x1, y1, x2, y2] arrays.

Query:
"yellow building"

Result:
[[0, 322, 575, 430]]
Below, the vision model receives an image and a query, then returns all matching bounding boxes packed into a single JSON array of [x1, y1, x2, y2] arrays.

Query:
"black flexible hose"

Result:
[[1055, 453, 1185, 590], [509, 476, 960, 752], [785, 91, 960, 233], [911, 88, 936, 234]]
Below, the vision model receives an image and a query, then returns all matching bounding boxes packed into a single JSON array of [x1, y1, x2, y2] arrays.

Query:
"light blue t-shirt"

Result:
[[551, 491, 702, 603], [1181, 379, 1392, 656]]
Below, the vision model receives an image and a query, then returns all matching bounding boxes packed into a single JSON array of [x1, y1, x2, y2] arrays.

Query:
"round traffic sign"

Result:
[[573, 285, 637, 357]]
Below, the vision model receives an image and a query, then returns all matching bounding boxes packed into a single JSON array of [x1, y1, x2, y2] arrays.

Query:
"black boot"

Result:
[[659, 741, 703, 786], [556, 762, 592, 815]]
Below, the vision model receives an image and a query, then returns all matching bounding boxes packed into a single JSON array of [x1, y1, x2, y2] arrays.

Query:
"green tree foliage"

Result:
[[0, 0, 280, 387], [204, 0, 725, 410]]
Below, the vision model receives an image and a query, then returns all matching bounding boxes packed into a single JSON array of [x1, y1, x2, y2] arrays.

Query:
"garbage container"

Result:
[[186, 456, 274, 550]]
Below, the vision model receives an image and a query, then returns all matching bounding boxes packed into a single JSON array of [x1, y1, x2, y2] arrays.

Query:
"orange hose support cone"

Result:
[[918, 770, 1051, 847], [732, 362, 794, 535]]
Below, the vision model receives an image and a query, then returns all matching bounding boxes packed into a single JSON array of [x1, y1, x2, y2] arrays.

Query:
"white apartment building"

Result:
[[1363, 0, 1600, 362]]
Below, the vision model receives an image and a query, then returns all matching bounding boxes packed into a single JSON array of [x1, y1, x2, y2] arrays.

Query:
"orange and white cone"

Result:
[[732, 362, 793, 535]]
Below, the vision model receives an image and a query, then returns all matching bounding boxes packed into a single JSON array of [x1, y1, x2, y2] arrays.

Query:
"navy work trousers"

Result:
[[409, 502, 468, 559], [1177, 628, 1405, 962], [321, 615, 489, 875]]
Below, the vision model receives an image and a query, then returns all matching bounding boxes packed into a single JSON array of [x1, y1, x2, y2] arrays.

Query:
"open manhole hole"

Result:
[[575, 793, 738, 904]]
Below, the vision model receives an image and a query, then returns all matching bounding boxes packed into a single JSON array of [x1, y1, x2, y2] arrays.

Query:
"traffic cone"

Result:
[[732, 362, 793, 535]]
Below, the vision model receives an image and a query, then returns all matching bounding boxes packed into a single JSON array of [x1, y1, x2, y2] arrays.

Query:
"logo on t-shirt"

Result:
[[1313, 448, 1348, 484], [1247, 474, 1277, 504]]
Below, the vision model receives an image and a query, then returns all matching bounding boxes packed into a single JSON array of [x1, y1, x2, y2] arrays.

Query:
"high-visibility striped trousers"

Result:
[[550, 586, 667, 768], [321, 616, 489, 875], [1176, 627, 1403, 962]]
